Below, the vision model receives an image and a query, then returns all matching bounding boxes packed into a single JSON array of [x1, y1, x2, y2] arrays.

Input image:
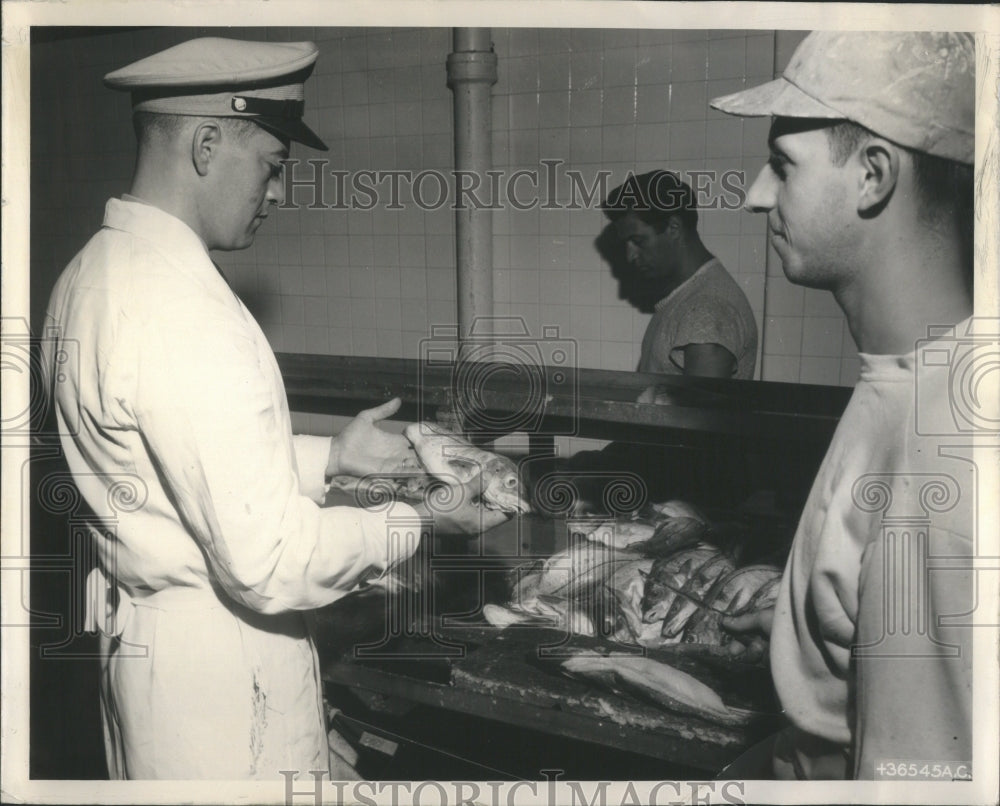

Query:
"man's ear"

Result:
[[191, 120, 224, 178], [857, 138, 899, 218]]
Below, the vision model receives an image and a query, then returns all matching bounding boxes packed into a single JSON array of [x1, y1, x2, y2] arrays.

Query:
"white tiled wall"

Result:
[[31, 26, 859, 412], [488, 28, 774, 376]]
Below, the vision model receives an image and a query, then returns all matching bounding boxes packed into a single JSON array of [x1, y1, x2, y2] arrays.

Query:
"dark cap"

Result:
[[104, 37, 328, 151], [602, 170, 698, 230]]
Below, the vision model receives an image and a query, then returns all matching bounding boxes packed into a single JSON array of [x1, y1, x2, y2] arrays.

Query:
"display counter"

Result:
[[279, 352, 852, 777]]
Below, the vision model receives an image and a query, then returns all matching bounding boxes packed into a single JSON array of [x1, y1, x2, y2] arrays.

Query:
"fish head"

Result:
[[640, 556, 679, 611], [684, 612, 725, 645], [480, 462, 531, 514], [641, 597, 673, 624]]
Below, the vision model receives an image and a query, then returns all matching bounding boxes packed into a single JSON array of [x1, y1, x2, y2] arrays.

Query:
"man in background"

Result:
[[602, 170, 758, 382], [560, 171, 761, 508], [713, 31, 976, 779]]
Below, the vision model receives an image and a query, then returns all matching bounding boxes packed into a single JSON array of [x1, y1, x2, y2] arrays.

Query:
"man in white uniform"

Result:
[[711, 32, 977, 779], [43, 37, 504, 780]]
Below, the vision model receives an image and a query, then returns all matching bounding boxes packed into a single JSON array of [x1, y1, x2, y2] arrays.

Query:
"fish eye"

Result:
[[505, 477, 518, 487]]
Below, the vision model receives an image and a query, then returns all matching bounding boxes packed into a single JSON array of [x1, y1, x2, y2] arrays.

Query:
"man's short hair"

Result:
[[825, 120, 973, 279], [602, 170, 699, 232], [132, 111, 260, 146]]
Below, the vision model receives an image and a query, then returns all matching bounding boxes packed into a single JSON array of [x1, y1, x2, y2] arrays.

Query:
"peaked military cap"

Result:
[[104, 37, 328, 151]]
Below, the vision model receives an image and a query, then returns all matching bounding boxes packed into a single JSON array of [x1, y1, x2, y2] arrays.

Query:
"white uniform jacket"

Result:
[[43, 197, 419, 779]]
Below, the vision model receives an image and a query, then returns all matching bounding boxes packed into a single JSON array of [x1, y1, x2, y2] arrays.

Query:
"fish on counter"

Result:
[[681, 564, 783, 646], [643, 499, 709, 524], [628, 516, 710, 558], [328, 421, 531, 515], [639, 546, 719, 623], [566, 516, 658, 550], [494, 498, 785, 657], [561, 651, 743, 726], [660, 553, 737, 639]]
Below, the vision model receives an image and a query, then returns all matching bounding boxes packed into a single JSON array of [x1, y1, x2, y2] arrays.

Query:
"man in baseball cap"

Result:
[[43, 36, 502, 780], [712, 32, 976, 780]]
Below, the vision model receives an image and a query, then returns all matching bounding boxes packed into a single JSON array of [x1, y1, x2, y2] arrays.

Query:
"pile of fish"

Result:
[[327, 421, 531, 515], [484, 502, 782, 651]]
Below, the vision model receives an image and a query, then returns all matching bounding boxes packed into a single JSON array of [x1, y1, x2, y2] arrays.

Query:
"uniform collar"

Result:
[[106, 196, 208, 253], [103, 196, 229, 291]]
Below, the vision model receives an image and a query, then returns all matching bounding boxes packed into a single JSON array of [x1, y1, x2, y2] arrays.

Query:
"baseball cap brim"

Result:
[[255, 116, 328, 151], [710, 76, 843, 119]]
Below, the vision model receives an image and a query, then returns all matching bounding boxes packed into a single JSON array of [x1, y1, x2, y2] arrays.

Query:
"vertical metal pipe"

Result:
[[447, 28, 497, 351]]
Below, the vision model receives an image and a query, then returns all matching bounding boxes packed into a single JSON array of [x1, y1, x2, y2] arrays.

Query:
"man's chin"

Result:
[[211, 237, 254, 253], [780, 261, 833, 291]]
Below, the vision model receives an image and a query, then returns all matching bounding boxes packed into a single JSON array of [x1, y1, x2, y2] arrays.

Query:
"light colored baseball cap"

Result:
[[105, 37, 328, 151], [710, 31, 974, 164]]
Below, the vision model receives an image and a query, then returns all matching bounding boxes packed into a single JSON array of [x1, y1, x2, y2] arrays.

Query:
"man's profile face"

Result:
[[744, 118, 854, 290], [204, 123, 289, 251], [613, 212, 678, 284]]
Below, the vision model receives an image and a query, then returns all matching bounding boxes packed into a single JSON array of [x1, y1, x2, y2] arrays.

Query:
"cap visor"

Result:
[[710, 77, 842, 119], [255, 116, 328, 151]]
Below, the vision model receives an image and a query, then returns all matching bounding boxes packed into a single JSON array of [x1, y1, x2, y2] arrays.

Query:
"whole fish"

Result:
[[569, 556, 651, 639], [510, 565, 545, 605], [609, 576, 646, 645], [639, 545, 717, 623], [681, 564, 781, 645], [645, 499, 709, 524], [329, 422, 530, 514], [404, 422, 531, 514], [561, 653, 737, 725], [508, 594, 597, 637], [682, 610, 727, 646], [733, 573, 783, 616], [533, 541, 647, 599], [629, 516, 708, 558], [660, 553, 735, 638], [567, 517, 657, 550], [708, 565, 782, 614]]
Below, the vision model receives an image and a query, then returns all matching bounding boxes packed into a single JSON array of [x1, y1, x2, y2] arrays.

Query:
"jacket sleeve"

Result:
[[852, 525, 974, 779], [132, 300, 420, 614], [292, 433, 332, 503]]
